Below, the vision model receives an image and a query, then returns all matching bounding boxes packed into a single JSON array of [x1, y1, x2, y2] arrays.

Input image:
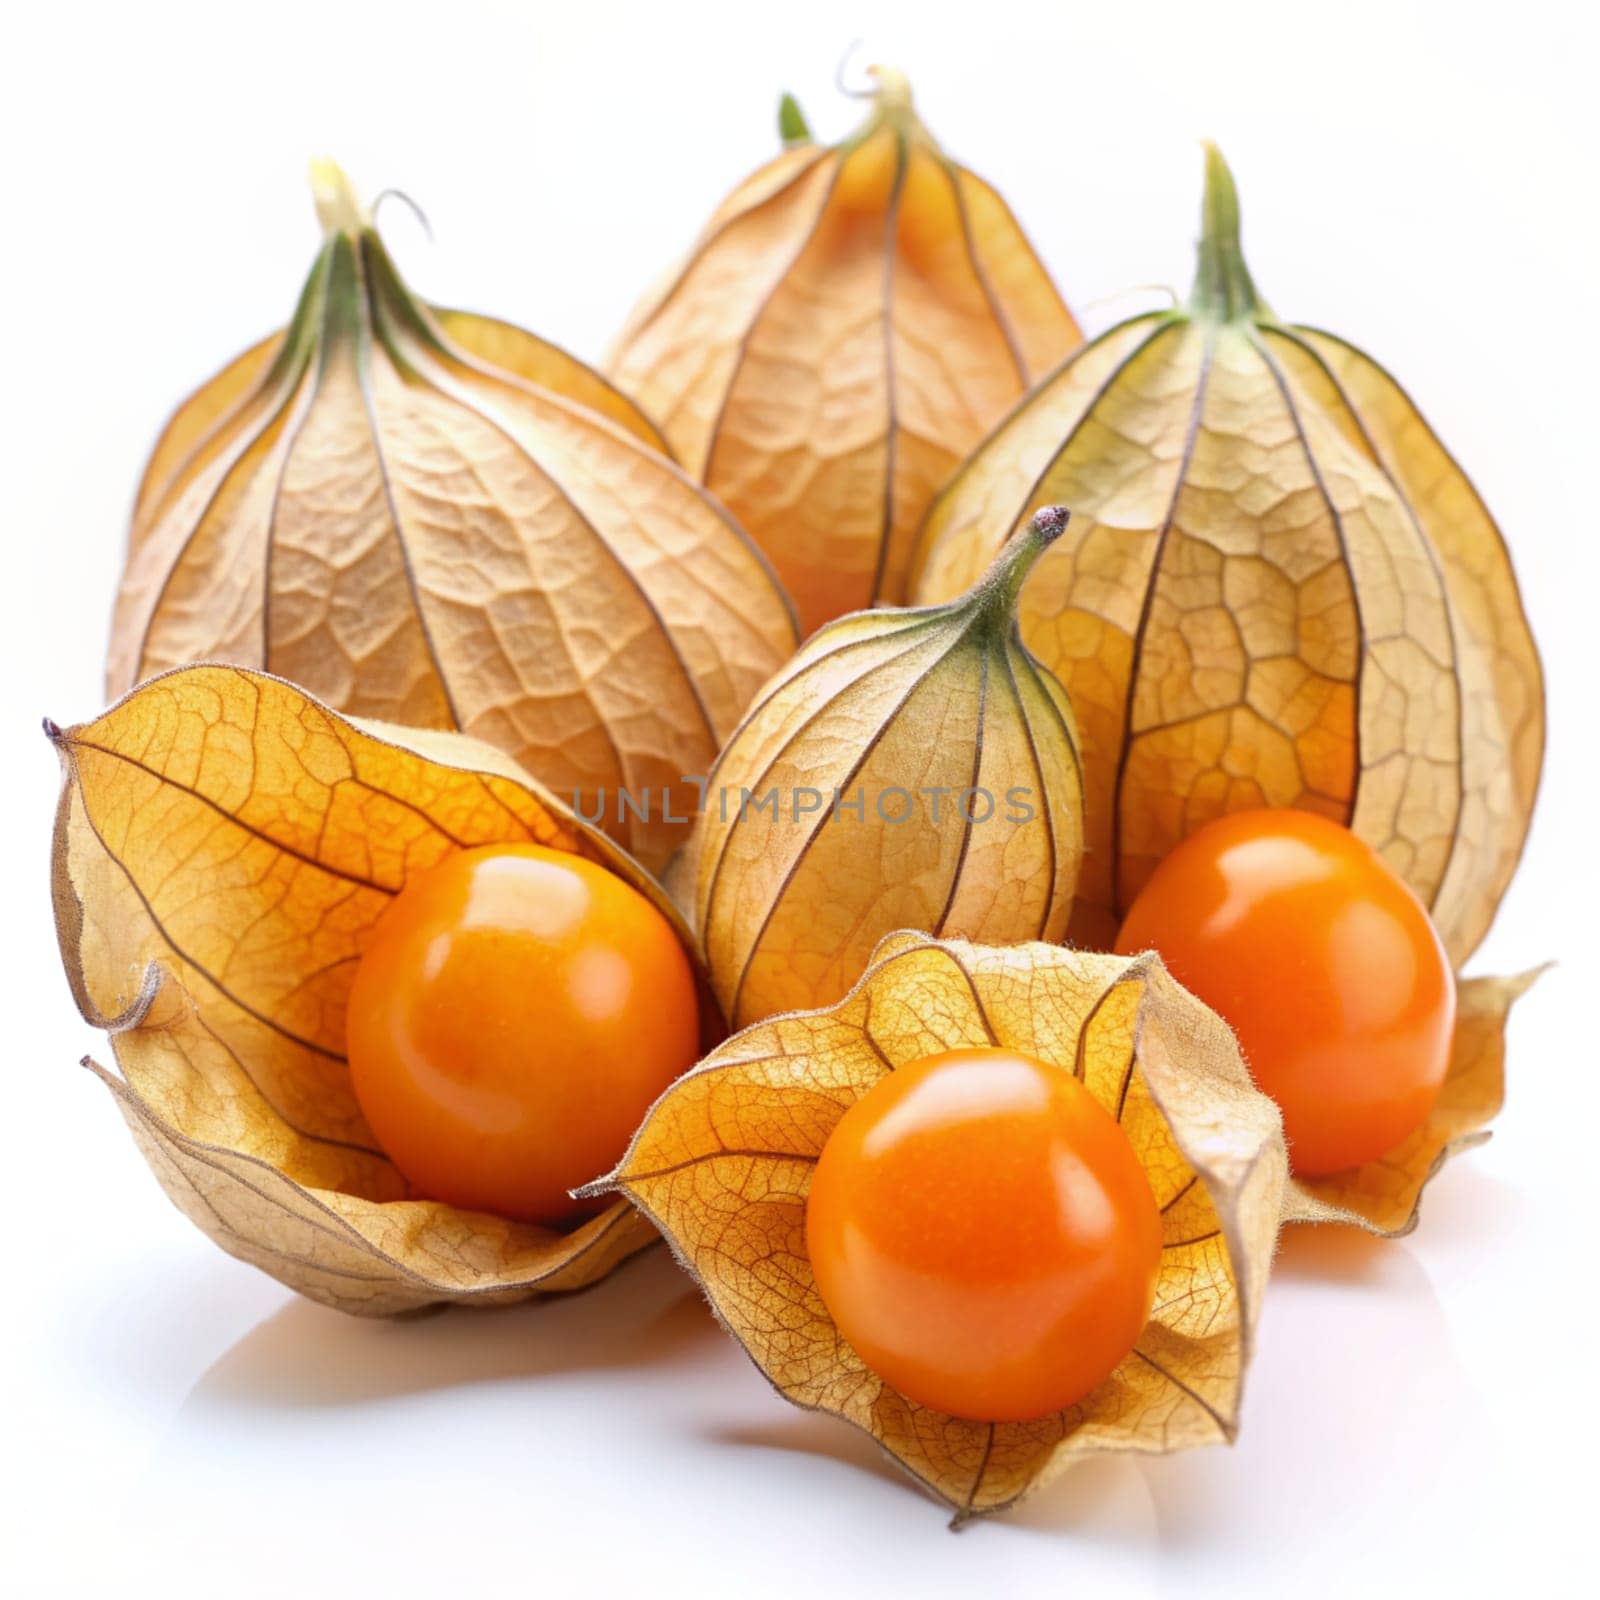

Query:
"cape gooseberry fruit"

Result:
[[688, 506, 1084, 1030], [110, 159, 798, 870], [609, 67, 1082, 636], [911, 145, 1543, 963]]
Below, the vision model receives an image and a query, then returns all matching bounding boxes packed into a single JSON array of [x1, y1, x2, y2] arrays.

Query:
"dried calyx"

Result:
[[49, 666, 724, 1314], [608, 72, 1081, 635], [111, 159, 797, 869], [589, 932, 1289, 1520], [687, 506, 1085, 1031], [911, 144, 1543, 965]]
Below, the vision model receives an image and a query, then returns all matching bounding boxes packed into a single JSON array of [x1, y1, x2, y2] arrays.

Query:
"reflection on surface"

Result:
[[1137, 1197, 1497, 1575], [704, 1411, 904, 1492], [63, 1246, 287, 1410], [177, 1244, 714, 1413], [145, 1164, 1504, 1587], [675, 1174, 1495, 1561]]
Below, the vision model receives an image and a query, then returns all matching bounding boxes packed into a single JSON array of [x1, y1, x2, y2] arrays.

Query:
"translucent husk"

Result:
[[586, 932, 1289, 1521], [50, 665, 727, 1315], [110, 160, 798, 870], [685, 508, 1086, 1030], [609, 71, 1083, 635], [911, 145, 1543, 969]]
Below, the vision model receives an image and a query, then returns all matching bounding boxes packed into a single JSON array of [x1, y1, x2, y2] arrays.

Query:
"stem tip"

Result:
[[868, 64, 914, 113], [309, 157, 369, 237], [1189, 142, 1265, 322], [1031, 505, 1071, 546]]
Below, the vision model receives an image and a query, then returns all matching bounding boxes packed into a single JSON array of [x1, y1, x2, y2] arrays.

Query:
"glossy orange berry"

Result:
[[346, 844, 699, 1224], [805, 1047, 1162, 1422], [1115, 808, 1455, 1176]]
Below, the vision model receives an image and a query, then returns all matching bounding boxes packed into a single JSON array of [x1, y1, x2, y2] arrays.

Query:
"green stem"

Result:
[[304, 160, 452, 367], [968, 507, 1070, 629], [1188, 143, 1267, 322], [241, 222, 336, 394], [316, 229, 366, 350]]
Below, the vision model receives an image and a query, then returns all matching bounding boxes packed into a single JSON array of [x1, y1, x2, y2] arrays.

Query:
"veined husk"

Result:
[[49, 665, 724, 1316], [608, 68, 1081, 636], [911, 145, 1544, 964], [109, 160, 798, 871], [686, 507, 1085, 1030], [582, 932, 1289, 1522]]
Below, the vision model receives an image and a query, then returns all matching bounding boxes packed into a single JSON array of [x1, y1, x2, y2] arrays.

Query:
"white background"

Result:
[[3, 1, 1596, 1595]]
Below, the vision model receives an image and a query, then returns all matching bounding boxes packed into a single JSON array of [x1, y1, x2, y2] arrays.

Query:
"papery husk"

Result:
[[910, 145, 1544, 965], [608, 68, 1081, 636], [49, 665, 722, 1315], [1283, 967, 1543, 1236], [583, 932, 1288, 1522], [109, 160, 798, 870], [687, 508, 1085, 1030]]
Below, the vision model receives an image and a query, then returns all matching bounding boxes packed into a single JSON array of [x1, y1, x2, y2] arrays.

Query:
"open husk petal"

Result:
[[50, 664, 718, 1315], [608, 70, 1081, 634], [110, 161, 798, 870], [586, 932, 1288, 1521], [1283, 967, 1543, 1236], [909, 147, 1543, 965]]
